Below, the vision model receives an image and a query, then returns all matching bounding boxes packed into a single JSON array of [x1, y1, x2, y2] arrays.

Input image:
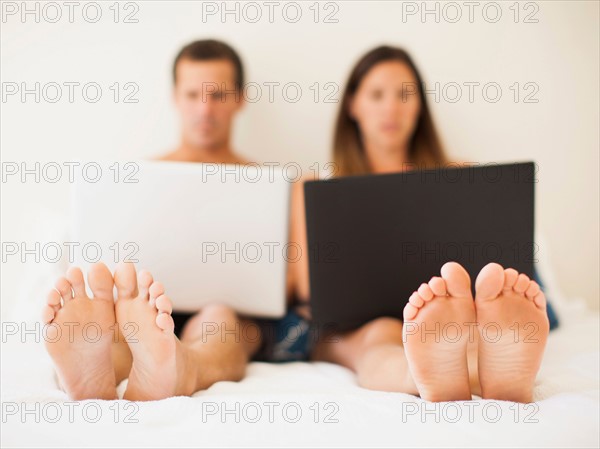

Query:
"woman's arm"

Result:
[[285, 176, 311, 307]]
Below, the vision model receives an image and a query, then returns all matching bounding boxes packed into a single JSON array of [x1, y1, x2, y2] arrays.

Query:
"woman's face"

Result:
[[350, 61, 421, 153]]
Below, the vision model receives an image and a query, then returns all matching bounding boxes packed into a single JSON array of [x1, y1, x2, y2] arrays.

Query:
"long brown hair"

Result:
[[333, 46, 448, 176]]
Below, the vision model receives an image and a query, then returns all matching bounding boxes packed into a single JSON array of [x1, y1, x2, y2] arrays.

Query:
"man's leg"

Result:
[[114, 263, 261, 401], [43, 263, 119, 400], [178, 305, 262, 388]]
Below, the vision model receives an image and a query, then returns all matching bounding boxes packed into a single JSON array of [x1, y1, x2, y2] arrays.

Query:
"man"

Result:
[[160, 40, 248, 164], [42, 40, 309, 401]]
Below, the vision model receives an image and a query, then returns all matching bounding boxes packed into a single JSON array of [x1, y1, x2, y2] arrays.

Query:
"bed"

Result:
[[1, 221, 598, 448]]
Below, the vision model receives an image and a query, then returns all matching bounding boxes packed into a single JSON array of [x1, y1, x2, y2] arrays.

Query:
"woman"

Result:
[[288, 46, 554, 403]]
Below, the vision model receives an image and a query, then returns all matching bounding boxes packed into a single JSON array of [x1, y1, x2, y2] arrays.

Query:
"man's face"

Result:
[[173, 59, 244, 149]]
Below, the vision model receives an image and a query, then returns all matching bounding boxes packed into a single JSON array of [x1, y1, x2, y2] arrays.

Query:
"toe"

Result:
[[525, 281, 541, 300], [155, 312, 175, 333], [66, 267, 87, 298], [155, 294, 173, 314], [47, 289, 61, 307], [54, 277, 73, 303], [428, 276, 447, 297], [503, 268, 519, 290], [408, 291, 424, 308], [533, 290, 547, 310], [43, 290, 62, 323], [441, 261, 472, 298], [88, 262, 115, 302], [149, 281, 165, 307], [137, 270, 154, 301], [475, 263, 504, 301], [417, 283, 434, 301], [41, 305, 55, 323], [114, 262, 139, 300], [403, 303, 419, 321], [149, 281, 165, 298], [513, 273, 530, 294]]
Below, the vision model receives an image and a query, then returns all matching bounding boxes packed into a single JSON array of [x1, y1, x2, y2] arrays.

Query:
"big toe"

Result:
[[114, 262, 139, 300], [88, 262, 115, 302], [475, 262, 505, 301], [440, 261, 472, 298]]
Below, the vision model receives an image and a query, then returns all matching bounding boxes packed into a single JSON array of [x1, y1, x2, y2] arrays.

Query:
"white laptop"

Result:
[[70, 161, 290, 318]]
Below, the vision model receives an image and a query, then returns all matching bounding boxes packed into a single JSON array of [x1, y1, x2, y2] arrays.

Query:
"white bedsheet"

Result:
[[1, 230, 599, 448], [2, 299, 599, 447], [1, 303, 598, 448]]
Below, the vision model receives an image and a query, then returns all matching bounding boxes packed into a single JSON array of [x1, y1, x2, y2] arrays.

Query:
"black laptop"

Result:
[[303, 162, 536, 332]]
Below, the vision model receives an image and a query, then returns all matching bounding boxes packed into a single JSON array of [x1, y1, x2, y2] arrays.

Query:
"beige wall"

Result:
[[2, 1, 598, 315]]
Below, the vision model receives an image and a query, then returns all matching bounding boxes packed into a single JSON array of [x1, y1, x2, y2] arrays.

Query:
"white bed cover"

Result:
[[1, 220, 598, 448]]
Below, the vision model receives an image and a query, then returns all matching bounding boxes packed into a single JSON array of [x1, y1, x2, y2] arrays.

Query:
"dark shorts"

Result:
[[171, 306, 314, 363]]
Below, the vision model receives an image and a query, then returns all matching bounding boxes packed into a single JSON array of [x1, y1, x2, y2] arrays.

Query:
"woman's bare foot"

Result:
[[42, 263, 118, 400], [402, 262, 476, 401], [474, 263, 549, 403], [114, 263, 195, 401]]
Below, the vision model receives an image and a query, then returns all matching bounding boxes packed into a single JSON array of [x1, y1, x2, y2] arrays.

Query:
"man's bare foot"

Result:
[[114, 263, 195, 401], [402, 262, 476, 402], [42, 263, 118, 400], [474, 263, 549, 403]]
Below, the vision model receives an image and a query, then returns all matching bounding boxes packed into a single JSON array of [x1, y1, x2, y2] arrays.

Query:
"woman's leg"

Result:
[[401, 262, 476, 401], [312, 317, 482, 399], [312, 317, 419, 395], [313, 262, 481, 401], [313, 261, 548, 404], [473, 263, 549, 402]]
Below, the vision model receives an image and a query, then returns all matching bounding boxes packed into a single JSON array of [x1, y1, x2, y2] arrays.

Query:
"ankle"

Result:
[[176, 342, 201, 395]]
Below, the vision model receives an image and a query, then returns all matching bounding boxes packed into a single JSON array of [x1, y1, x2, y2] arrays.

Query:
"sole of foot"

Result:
[[474, 263, 549, 403], [402, 261, 476, 402], [114, 262, 189, 401], [42, 263, 118, 400]]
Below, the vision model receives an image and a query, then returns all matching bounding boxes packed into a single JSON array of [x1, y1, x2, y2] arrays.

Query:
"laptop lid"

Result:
[[70, 161, 290, 318], [304, 162, 535, 332]]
